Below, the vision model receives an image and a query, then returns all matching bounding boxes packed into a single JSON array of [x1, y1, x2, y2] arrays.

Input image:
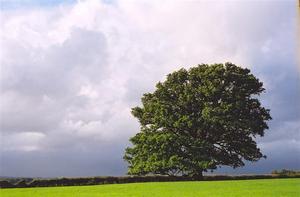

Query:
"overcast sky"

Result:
[[0, 0, 299, 177]]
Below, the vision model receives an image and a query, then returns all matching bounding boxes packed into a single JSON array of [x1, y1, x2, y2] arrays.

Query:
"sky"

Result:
[[0, 0, 299, 177]]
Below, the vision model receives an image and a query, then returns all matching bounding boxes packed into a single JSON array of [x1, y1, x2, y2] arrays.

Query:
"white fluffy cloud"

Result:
[[0, 0, 299, 177]]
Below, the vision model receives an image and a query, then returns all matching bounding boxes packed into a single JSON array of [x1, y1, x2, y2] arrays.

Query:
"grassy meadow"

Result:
[[1, 178, 299, 197]]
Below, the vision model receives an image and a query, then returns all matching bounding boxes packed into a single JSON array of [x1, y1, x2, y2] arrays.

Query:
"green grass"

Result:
[[1, 178, 299, 197]]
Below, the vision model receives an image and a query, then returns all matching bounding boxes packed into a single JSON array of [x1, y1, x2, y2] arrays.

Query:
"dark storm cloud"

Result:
[[1, 142, 128, 177]]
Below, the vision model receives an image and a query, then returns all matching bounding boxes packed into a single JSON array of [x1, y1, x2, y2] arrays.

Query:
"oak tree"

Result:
[[124, 63, 271, 177]]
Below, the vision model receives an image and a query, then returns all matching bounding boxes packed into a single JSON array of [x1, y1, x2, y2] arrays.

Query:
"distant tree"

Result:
[[271, 169, 300, 176], [124, 63, 271, 178]]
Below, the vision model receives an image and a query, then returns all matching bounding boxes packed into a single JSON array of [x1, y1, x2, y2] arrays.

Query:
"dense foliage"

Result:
[[124, 63, 271, 177]]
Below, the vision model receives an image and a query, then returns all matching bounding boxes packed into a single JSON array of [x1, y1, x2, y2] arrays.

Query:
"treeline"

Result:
[[271, 169, 300, 176], [1, 173, 300, 189]]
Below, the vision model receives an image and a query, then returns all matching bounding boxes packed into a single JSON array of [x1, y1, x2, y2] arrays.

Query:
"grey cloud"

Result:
[[0, 28, 108, 134], [1, 143, 128, 177], [216, 143, 300, 174], [2, 28, 108, 96]]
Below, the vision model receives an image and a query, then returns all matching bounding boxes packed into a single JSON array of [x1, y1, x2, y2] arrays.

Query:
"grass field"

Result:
[[1, 178, 299, 197]]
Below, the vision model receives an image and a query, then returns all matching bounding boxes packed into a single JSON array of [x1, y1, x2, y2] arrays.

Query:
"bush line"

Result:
[[1, 174, 300, 188]]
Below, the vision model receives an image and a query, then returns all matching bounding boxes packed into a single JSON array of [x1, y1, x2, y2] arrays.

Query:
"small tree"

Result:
[[124, 63, 271, 177]]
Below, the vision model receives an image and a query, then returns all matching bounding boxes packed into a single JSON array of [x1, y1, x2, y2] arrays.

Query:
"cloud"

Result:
[[0, 0, 299, 177], [1, 131, 45, 152]]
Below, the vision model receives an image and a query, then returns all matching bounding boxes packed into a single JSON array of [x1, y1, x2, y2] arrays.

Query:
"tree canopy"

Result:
[[124, 63, 271, 177]]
